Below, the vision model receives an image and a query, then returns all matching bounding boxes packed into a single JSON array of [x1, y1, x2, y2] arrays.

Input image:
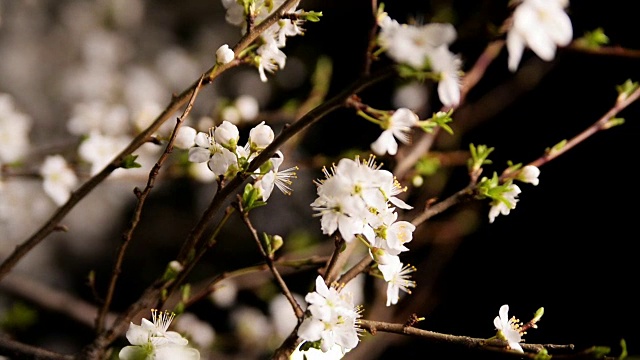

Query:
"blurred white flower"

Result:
[[507, 0, 573, 71], [269, 293, 306, 341], [40, 155, 78, 206], [174, 312, 216, 349], [0, 93, 31, 164], [210, 279, 238, 308]]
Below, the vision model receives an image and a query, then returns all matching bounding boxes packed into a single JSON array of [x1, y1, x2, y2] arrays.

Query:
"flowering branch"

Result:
[[358, 319, 597, 359]]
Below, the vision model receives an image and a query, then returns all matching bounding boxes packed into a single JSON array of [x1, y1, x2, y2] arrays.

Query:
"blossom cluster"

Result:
[[297, 275, 361, 354], [185, 120, 296, 201], [376, 12, 461, 107], [222, 0, 307, 82], [311, 156, 416, 306]]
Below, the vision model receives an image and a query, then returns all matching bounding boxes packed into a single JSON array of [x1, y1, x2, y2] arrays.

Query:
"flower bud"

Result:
[[214, 120, 240, 150], [216, 44, 234, 65], [249, 121, 274, 151]]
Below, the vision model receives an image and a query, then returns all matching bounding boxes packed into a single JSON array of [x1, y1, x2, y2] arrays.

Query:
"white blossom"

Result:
[[493, 305, 524, 353], [173, 126, 197, 150], [40, 155, 78, 206], [378, 257, 417, 306], [298, 276, 361, 354], [488, 184, 521, 223], [248, 121, 274, 151], [517, 165, 540, 186], [119, 309, 200, 360], [0, 93, 31, 164], [213, 120, 240, 151], [371, 108, 419, 156], [507, 0, 573, 72]]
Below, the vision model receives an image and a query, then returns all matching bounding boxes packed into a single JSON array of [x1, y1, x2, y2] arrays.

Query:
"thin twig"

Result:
[[0, 336, 74, 360], [337, 255, 373, 286], [0, 273, 117, 329], [94, 76, 205, 333], [358, 319, 583, 358], [525, 86, 640, 171], [238, 200, 305, 319]]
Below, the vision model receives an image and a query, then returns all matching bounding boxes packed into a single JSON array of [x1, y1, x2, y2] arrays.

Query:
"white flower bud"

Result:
[[249, 121, 274, 151], [216, 44, 235, 64], [517, 165, 540, 186], [214, 120, 239, 149], [173, 126, 197, 149]]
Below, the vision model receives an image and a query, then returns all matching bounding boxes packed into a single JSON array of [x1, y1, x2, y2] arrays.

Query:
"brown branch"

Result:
[[567, 43, 640, 58], [0, 336, 74, 360], [176, 66, 396, 263], [410, 184, 476, 228], [94, 76, 205, 333], [337, 255, 373, 286], [525, 86, 640, 171], [238, 200, 305, 319], [0, 273, 117, 329], [0, 61, 235, 284], [358, 319, 580, 358]]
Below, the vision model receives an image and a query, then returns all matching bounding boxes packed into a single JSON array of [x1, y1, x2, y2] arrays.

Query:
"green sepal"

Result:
[[242, 183, 267, 213]]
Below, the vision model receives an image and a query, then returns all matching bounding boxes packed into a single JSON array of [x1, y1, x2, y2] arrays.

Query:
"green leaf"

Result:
[[620, 339, 628, 360], [604, 117, 625, 129], [121, 154, 142, 169], [303, 11, 323, 22], [545, 139, 567, 156], [616, 79, 639, 102], [578, 27, 610, 48], [533, 348, 551, 360]]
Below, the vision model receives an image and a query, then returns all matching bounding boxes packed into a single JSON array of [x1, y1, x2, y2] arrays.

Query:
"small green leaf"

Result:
[[533, 348, 551, 360], [303, 11, 323, 22], [578, 28, 609, 48], [604, 117, 625, 129], [546, 139, 567, 156], [616, 79, 639, 102], [121, 154, 142, 169], [620, 339, 628, 360]]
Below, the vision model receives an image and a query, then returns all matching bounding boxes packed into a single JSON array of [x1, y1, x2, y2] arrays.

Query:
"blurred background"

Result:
[[1, 1, 639, 359]]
